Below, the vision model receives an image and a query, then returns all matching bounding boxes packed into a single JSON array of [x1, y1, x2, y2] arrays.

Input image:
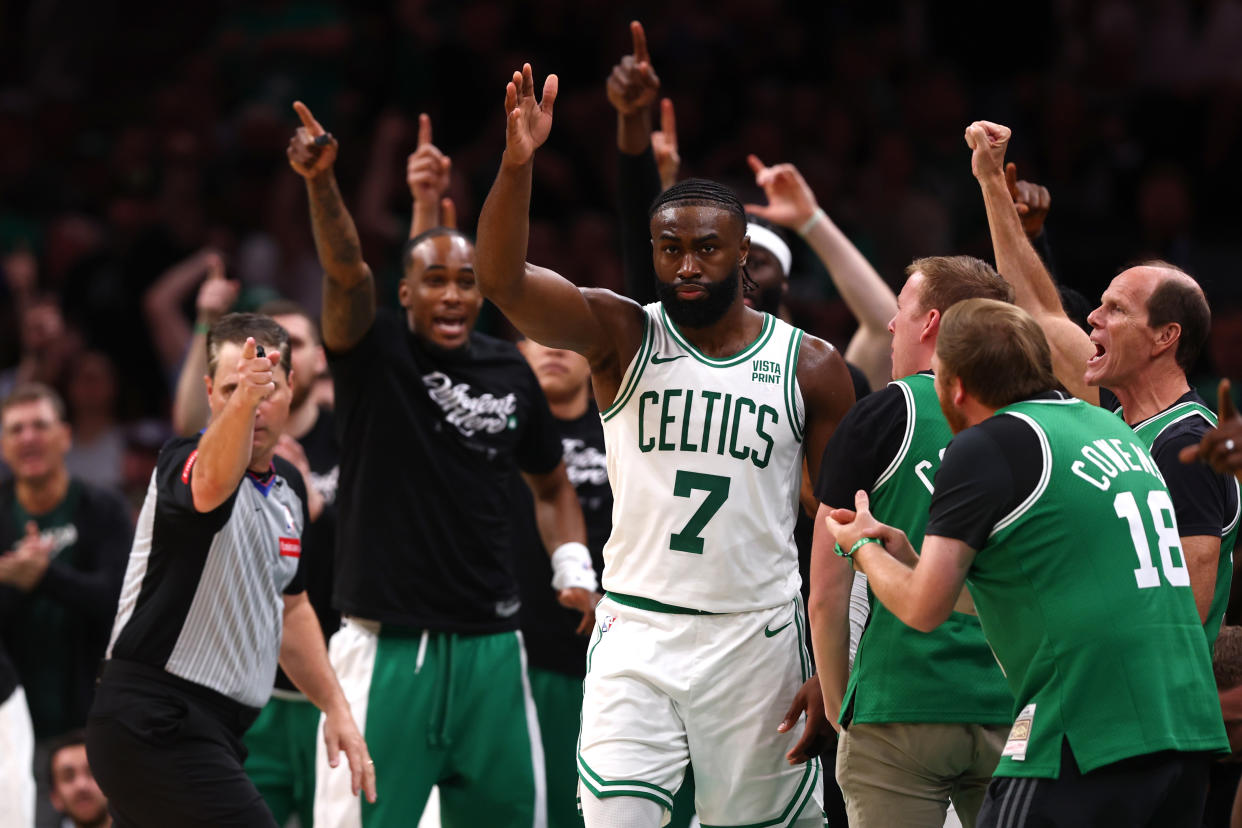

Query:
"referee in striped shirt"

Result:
[[86, 314, 375, 827]]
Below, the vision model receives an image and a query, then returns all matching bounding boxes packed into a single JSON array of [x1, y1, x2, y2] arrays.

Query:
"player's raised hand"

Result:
[[503, 63, 558, 166], [964, 120, 1011, 181], [606, 20, 661, 116], [287, 101, 338, 178], [744, 155, 819, 229], [1180, 379, 1242, 479], [406, 113, 452, 204], [1005, 162, 1052, 239], [195, 252, 239, 326], [651, 98, 680, 190], [236, 337, 281, 408]]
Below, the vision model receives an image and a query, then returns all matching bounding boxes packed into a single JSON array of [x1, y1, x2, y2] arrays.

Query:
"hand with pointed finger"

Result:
[[557, 588, 599, 635], [195, 252, 239, 327], [964, 120, 1011, 181], [406, 113, 452, 204], [236, 337, 282, 409], [1180, 379, 1242, 480], [606, 20, 661, 117], [287, 101, 338, 178], [779, 676, 830, 764], [744, 154, 819, 230], [651, 98, 680, 190], [503, 63, 558, 167], [1005, 162, 1051, 239], [322, 705, 377, 803]]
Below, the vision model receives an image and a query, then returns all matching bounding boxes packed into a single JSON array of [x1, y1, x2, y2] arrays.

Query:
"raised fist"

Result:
[[503, 63, 558, 167], [287, 101, 338, 178], [236, 337, 282, 408], [606, 20, 660, 117], [406, 113, 452, 204], [964, 120, 1011, 180]]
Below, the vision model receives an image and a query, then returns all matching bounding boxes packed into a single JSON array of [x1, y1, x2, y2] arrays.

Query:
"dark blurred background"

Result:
[[3, 0, 1242, 488]]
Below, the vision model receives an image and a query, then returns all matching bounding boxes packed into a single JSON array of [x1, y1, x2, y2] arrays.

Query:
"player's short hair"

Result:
[[648, 178, 747, 231], [206, 313, 291, 380], [402, 227, 474, 272], [256, 299, 321, 346], [1, 382, 67, 423], [1137, 260, 1209, 373], [908, 255, 1014, 315], [936, 299, 1058, 409]]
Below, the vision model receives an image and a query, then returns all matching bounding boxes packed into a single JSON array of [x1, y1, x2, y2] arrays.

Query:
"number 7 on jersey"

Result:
[[670, 470, 731, 554]]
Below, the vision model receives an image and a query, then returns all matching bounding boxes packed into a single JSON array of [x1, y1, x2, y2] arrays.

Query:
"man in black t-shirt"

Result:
[[289, 103, 592, 828], [87, 314, 373, 828]]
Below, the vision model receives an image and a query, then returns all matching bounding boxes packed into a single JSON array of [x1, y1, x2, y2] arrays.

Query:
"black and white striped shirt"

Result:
[[107, 437, 307, 709]]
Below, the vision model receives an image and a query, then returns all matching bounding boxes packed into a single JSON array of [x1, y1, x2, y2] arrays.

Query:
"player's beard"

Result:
[[655, 265, 740, 329], [937, 387, 970, 435]]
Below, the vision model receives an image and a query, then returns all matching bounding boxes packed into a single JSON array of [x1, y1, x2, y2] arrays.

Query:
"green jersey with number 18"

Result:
[[599, 303, 805, 612], [968, 397, 1227, 779]]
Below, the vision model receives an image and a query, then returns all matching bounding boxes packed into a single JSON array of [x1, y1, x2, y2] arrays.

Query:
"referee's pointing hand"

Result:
[[237, 337, 280, 408]]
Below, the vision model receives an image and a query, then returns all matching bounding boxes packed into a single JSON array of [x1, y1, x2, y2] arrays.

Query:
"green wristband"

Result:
[[833, 536, 884, 559], [194, 322, 211, 336]]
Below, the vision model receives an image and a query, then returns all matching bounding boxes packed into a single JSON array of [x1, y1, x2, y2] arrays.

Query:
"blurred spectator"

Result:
[[47, 730, 110, 828], [63, 352, 125, 492], [0, 384, 131, 826]]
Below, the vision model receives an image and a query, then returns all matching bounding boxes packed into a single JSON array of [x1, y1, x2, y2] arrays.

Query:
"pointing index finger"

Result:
[[747, 153, 768, 178], [418, 113, 432, 148], [292, 101, 325, 137], [1220, 379, 1237, 421], [660, 98, 677, 139], [631, 20, 649, 63]]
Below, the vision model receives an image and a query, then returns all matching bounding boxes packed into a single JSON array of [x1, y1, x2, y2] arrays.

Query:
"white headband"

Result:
[[745, 223, 792, 277]]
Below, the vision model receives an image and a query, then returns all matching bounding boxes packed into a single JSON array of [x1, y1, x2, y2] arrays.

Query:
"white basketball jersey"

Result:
[[599, 303, 807, 612]]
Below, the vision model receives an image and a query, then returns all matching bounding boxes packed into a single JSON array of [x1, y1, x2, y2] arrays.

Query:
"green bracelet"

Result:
[[833, 536, 884, 559], [194, 322, 212, 335]]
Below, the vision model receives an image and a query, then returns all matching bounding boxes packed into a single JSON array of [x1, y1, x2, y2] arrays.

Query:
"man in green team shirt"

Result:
[[828, 298, 1227, 826], [810, 255, 1015, 828], [967, 119, 1239, 651]]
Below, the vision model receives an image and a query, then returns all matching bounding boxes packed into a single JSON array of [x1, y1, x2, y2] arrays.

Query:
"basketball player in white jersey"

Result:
[[476, 64, 855, 828]]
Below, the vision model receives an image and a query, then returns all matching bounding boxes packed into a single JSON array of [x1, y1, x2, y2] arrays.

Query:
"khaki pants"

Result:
[[836, 722, 1007, 828]]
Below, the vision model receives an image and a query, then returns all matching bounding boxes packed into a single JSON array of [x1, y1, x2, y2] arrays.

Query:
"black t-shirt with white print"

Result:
[[328, 309, 562, 633], [514, 401, 612, 677]]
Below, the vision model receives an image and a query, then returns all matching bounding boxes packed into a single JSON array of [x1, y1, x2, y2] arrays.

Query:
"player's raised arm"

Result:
[[967, 120, 1098, 404], [476, 64, 629, 361], [747, 155, 896, 389], [287, 101, 376, 353]]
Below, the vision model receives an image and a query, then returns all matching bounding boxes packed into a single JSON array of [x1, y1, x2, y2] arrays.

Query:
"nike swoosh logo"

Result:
[[764, 621, 792, 638], [651, 354, 687, 364]]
